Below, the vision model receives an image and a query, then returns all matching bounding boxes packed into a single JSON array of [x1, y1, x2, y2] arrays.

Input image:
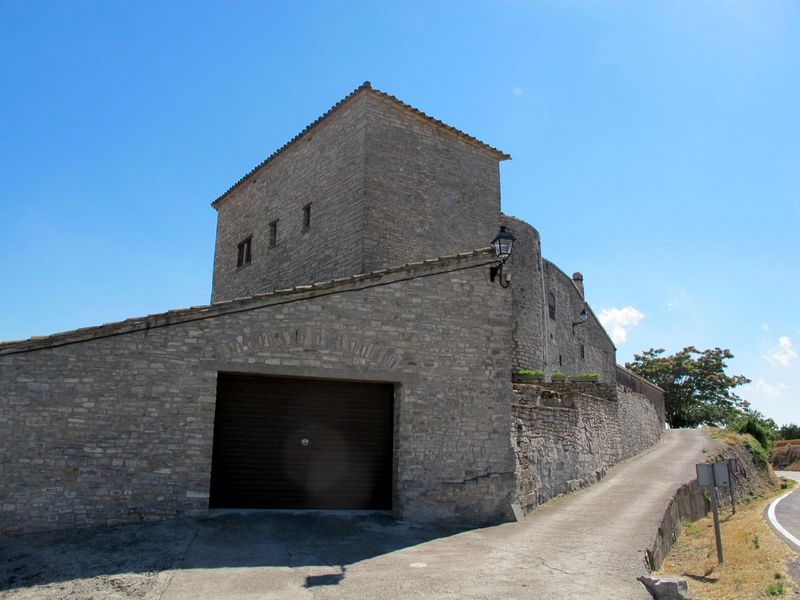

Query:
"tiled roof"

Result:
[[0, 248, 496, 355], [211, 81, 511, 208]]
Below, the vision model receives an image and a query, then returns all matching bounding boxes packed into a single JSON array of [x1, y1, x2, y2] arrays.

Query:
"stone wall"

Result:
[[211, 91, 370, 303], [0, 251, 517, 534], [498, 215, 616, 382], [617, 385, 664, 460], [500, 215, 545, 373], [543, 260, 616, 383], [362, 93, 503, 273], [512, 380, 663, 512], [616, 365, 666, 425], [210, 85, 508, 303], [209, 82, 619, 385]]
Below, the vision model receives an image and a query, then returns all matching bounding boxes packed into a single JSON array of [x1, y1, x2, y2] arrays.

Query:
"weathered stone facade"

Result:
[[0, 252, 516, 534], [210, 91, 369, 303], [211, 84, 507, 304], [500, 216, 616, 382], [0, 82, 664, 534], [361, 93, 503, 274], [211, 82, 615, 382]]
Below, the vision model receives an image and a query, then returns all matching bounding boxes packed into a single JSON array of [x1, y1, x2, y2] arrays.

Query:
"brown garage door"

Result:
[[209, 373, 394, 510]]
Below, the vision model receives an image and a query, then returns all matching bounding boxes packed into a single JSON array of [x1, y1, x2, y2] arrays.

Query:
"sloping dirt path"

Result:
[[160, 429, 716, 600]]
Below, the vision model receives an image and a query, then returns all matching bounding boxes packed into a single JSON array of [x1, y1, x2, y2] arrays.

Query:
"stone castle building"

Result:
[[0, 83, 664, 534]]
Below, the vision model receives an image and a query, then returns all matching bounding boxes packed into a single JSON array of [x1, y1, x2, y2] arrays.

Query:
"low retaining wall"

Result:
[[512, 381, 662, 511], [646, 440, 778, 571], [618, 386, 664, 459], [616, 365, 666, 424]]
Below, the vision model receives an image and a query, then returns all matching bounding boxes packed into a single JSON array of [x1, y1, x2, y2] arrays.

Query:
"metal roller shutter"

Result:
[[209, 373, 394, 510]]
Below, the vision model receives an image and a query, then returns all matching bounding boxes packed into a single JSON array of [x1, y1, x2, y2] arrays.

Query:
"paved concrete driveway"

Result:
[[1, 429, 715, 600]]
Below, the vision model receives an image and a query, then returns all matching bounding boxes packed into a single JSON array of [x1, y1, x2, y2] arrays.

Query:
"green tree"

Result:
[[625, 347, 751, 428], [732, 410, 777, 451], [778, 423, 800, 440]]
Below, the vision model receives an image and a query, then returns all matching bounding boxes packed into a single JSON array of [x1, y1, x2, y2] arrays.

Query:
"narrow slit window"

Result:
[[548, 292, 556, 320], [269, 220, 278, 248], [237, 237, 252, 268], [302, 203, 312, 232], [580, 343, 585, 360]]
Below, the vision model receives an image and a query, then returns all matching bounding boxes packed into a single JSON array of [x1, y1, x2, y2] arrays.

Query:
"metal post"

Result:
[[710, 470, 724, 564], [727, 459, 736, 515]]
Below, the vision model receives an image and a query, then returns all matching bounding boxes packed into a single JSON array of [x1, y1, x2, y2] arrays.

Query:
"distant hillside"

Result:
[[770, 440, 800, 471]]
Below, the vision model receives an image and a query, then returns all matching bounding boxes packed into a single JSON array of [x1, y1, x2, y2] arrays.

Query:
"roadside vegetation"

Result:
[[624, 344, 800, 597], [657, 428, 795, 598], [655, 480, 797, 599], [708, 428, 773, 467], [625, 346, 795, 453]]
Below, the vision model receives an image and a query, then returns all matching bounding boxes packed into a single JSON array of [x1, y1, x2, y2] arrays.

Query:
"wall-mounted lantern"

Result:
[[572, 308, 588, 333], [490, 226, 516, 288]]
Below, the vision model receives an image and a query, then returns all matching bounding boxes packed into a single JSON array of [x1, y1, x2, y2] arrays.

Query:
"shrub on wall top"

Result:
[[550, 372, 566, 381], [516, 369, 544, 377], [572, 372, 600, 381]]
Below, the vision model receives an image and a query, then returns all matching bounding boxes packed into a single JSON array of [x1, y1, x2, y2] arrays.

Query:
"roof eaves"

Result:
[[368, 87, 511, 162], [211, 81, 373, 209], [210, 81, 510, 209], [0, 247, 495, 355]]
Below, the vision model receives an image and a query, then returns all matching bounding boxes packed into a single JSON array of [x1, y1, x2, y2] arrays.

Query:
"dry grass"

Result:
[[656, 482, 798, 599], [775, 440, 800, 448], [708, 427, 750, 446]]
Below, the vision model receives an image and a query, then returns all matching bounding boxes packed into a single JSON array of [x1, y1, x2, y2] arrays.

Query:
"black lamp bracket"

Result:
[[490, 260, 510, 288], [572, 308, 589, 333]]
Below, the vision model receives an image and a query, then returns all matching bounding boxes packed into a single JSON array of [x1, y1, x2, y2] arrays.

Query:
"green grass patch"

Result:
[[572, 372, 599, 380], [766, 579, 786, 596], [516, 369, 544, 377], [680, 517, 701, 537]]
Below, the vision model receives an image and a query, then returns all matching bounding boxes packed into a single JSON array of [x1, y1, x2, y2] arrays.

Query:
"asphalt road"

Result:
[[773, 471, 800, 552]]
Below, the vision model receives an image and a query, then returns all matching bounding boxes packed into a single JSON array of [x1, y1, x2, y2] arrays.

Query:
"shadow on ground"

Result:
[[0, 511, 467, 595]]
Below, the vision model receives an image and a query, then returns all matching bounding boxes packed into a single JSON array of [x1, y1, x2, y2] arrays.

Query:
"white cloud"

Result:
[[763, 336, 797, 367], [746, 378, 788, 398], [762, 323, 770, 333], [598, 306, 645, 345], [512, 86, 524, 97]]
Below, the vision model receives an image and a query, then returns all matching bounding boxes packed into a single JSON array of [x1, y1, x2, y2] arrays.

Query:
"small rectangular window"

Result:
[[237, 237, 252, 268], [580, 344, 585, 360], [302, 203, 312, 232], [269, 220, 278, 248]]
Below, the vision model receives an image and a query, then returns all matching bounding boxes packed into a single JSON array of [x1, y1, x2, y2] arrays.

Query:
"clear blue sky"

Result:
[[1, 1, 798, 425]]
